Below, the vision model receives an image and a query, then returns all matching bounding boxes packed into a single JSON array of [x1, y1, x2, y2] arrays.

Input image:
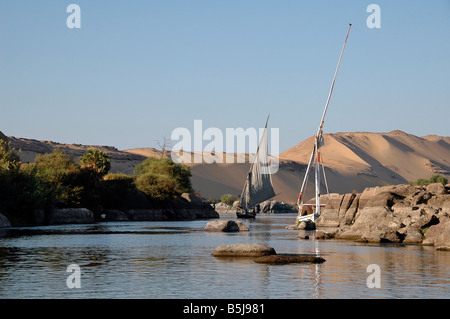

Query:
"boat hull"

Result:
[[297, 213, 319, 223], [236, 210, 256, 219]]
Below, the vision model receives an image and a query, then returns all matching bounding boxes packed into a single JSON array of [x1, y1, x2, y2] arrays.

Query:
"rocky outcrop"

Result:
[[213, 201, 240, 213], [30, 193, 219, 226], [213, 202, 231, 213], [0, 213, 11, 228], [175, 193, 220, 220], [286, 219, 316, 230], [48, 208, 95, 225], [423, 220, 450, 250], [204, 220, 249, 232], [100, 209, 129, 221], [215, 200, 296, 215], [96, 193, 219, 222], [291, 183, 450, 250], [333, 184, 450, 246], [124, 209, 166, 221], [259, 200, 296, 214]]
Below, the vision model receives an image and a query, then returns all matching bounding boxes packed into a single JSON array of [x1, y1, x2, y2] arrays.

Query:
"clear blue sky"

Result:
[[1, 0, 449, 153]]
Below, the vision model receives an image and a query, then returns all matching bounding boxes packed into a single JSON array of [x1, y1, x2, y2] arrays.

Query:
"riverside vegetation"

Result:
[[0, 139, 217, 227]]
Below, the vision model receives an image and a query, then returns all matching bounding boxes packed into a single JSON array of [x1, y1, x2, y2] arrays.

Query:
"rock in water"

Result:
[[424, 220, 450, 250], [297, 220, 316, 230], [315, 229, 337, 239], [253, 255, 326, 264], [204, 220, 249, 232], [285, 220, 315, 230], [212, 243, 276, 257]]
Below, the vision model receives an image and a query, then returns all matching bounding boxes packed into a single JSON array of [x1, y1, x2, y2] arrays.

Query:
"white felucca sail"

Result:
[[237, 116, 276, 218]]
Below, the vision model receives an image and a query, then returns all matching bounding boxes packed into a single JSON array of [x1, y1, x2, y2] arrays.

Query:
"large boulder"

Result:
[[423, 218, 450, 250], [397, 226, 423, 243], [212, 243, 276, 257], [315, 229, 338, 239], [181, 193, 204, 206], [357, 185, 397, 210], [214, 202, 235, 213], [433, 221, 450, 251], [204, 220, 249, 232], [336, 190, 403, 243], [0, 213, 11, 228], [339, 193, 360, 226], [101, 209, 129, 221], [179, 193, 220, 219], [315, 194, 344, 227], [426, 183, 446, 196], [48, 208, 95, 225], [125, 209, 165, 221]]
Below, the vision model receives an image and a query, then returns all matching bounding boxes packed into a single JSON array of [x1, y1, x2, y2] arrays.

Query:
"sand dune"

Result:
[[184, 130, 450, 203], [4, 130, 450, 205]]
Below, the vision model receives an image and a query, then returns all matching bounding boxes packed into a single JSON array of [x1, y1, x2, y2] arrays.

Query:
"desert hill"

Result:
[[135, 130, 450, 203], [280, 130, 450, 187], [3, 130, 450, 204], [6, 135, 147, 175]]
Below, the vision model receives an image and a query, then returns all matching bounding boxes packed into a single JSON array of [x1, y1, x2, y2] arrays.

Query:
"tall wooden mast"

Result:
[[297, 23, 352, 223]]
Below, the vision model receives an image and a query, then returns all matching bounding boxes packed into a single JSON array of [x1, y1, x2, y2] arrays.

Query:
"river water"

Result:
[[0, 214, 448, 299]]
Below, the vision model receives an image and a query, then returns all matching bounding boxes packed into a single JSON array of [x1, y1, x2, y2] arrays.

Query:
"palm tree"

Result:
[[79, 149, 111, 178]]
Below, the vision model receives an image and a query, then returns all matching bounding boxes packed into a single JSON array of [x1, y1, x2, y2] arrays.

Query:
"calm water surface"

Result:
[[0, 214, 448, 299]]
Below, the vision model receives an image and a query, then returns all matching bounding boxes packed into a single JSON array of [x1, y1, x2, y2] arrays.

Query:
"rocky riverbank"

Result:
[[102, 193, 219, 222], [292, 183, 450, 250], [0, 193, 219, 227], [214, 200, 296, 214]]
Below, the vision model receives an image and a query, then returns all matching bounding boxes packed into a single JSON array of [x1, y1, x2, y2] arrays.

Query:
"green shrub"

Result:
[[33, 150, 84, 207], [429, 174, 448, 186], [135, 172, 178, 202], [0, 165, 46, 225], [0, 142, 46, 225], [104, 173, 134, 181], [134, 157, 192, 201], [221, 194, 236, 206], [0, 139, 20, 171], [410, 174, 448, 187]]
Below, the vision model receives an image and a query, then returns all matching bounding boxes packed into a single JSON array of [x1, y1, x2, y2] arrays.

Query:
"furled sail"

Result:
[[240, 121, 275, 210]]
